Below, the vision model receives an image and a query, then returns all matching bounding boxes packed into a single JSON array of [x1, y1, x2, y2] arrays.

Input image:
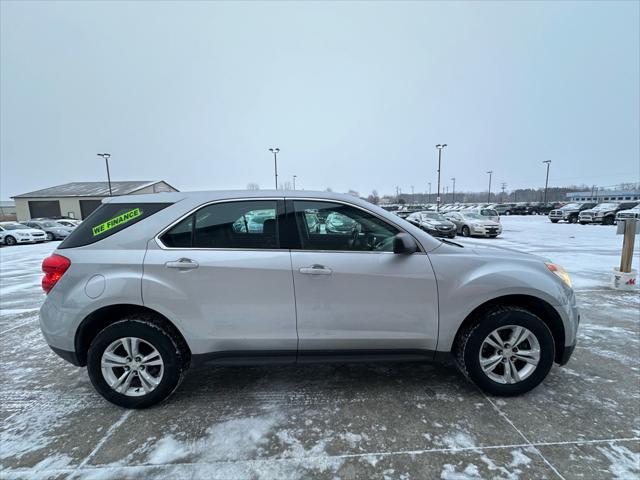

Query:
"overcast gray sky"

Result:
[[1, 1, 638, 200]]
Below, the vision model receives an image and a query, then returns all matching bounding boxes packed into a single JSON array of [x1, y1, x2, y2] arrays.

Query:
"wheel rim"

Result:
[[46, 233, 53, 241], [479, 325, 540, 384], [463, 226, 470, 236], [101, 337, 164, 397], [6, 236, 16, 245]]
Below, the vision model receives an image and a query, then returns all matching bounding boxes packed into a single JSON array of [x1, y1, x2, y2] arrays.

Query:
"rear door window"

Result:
[[59, 203, 172, 249], [160, 200, 281, 249]]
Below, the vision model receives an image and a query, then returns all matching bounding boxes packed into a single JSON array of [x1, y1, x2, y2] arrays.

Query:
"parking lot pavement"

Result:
[[0, 217, 638, 479]]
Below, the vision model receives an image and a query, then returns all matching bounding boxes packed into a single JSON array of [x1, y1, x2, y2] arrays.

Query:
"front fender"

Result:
[[428, 245, 575, 352]]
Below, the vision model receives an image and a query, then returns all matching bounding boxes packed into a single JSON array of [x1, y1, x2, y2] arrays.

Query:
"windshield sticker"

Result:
[[92, 208, 142, 236]]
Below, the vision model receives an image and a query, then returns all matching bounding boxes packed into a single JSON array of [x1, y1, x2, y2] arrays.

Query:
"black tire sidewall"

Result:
[[463, 309, 555, 396], [5, 236, 16, 245], [87, 320, 183, 409], [462, 226, 471, 237]]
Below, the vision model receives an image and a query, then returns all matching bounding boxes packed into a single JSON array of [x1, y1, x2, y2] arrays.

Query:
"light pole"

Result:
[[293, 175, 297, 190], [451, 177, 456, 203], [435, 144, 447, 211], [501, 182, 507, 202], [96, 153, 112, 196], [542, 160, 551, 203], [486, 170, 493, 204], [269, 147, 280, 189]]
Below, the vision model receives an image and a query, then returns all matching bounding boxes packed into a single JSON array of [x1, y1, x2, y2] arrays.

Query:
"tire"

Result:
[[454, 305, 555, 396], [449, 234, 456, 239], [569, 216, 578, 224], [4, 236, 16, 246], [603, 216, 614, 226], [505, 211, 511, 215], [462, 226, 471, 237], [45, 232, 54, 241], [550, 220, 559, 224], [87, 315, 187, 409], [579, 221, 587, 225]]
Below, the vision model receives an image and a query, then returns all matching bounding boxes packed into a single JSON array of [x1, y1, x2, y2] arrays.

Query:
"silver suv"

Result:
[[39, 191, 579, 408]]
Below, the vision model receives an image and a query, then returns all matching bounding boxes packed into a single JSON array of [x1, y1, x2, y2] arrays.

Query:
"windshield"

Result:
[[593, 203, 619, 210], [40, 222, 59, 227], [462, 213, 483, 220], [423, 212, 446, 221], [2, 224, 30, 230], [560, 203, 580, 210]]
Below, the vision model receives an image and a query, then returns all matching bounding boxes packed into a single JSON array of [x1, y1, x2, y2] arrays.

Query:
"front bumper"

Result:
[[558, 343, 576, 366], [471, 226, 502, 236]]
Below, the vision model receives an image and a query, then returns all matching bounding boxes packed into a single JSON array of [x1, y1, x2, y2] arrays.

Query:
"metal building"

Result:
[[12, 181, 178, 221]]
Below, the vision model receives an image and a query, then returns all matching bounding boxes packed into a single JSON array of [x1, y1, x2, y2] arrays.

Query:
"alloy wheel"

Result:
[[101, 337, 164, 396], [479, 325, 540, 384]]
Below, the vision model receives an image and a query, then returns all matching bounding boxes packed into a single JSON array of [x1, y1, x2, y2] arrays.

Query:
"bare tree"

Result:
[[367, 190, 380, 205], [246, 183, 260, 190]]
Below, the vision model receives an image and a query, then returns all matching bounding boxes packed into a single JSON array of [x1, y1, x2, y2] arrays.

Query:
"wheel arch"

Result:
[[74, 304, 191, 367], [452, 294, 566, 364]]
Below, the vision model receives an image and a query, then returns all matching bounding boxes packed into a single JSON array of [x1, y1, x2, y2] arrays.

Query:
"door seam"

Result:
[[288, 249, 300, 362]]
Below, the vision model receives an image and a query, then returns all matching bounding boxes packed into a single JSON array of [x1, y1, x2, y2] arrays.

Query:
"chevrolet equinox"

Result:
[[39, 191, 579, 408]]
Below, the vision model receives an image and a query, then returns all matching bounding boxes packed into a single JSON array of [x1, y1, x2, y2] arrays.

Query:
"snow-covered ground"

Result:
[[0, 216, 638, 479]]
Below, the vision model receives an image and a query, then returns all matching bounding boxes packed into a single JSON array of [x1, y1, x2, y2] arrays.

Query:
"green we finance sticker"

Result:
[[92, 208, 143, 236]]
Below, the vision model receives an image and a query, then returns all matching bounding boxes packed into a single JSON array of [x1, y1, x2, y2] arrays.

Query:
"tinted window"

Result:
[[293, 201, 398, 252], [59, 203, 172, 249], [160, 200, 279, 249]]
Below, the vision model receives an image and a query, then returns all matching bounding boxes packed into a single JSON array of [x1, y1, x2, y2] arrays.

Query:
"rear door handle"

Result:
[[299, 264, 332, 275], [165, 258, 199, 270]]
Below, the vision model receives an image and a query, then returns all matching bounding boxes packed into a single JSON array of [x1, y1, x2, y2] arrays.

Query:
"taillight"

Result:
[[42, 254, 71, 294]]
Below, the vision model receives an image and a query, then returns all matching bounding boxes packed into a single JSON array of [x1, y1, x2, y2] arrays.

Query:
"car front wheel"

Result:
[[462, 226, 471, 237], [455, 305, 555, 396], [45, 232, 54, 241], [87, 316, 186, 408], [4, 235, 17, 246]]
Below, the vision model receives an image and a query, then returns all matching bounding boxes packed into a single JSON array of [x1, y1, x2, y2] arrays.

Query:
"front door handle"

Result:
[[299, 264, 332, 275], [165, 258, 199, 270]]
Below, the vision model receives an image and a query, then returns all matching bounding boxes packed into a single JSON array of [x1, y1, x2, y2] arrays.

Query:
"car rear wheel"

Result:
[[462, 226, 471, 237], [569, 216, 577, 224], [4, 235, 16, 246], [603, 216, 614, 226], [87, 316, 186, 408], [45, 232, 54, 241], [455, 305, 555, 396]]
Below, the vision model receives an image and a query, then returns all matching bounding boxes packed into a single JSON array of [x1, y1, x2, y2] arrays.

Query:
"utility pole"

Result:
[[435, 144, 447, 211], [268, 147, 280, 189], [501, 182, 507, 202], [486, 170, 493, 204], [543, 160, 551, 203], [293, 175, 297, 190], [451, 177, 456, 203], [96, 153, 113, 196]]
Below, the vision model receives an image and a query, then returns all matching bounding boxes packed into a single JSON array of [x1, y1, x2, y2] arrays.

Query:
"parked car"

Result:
[[39, 190, 579, 408], [616, 205, 640, 222], [0, 222, 47, 245], [55, 219, 81, 228], [548, 203, 596, 224], [406, 211, 457, 238], [22, 219, 75, 241], [493, 203, 517, 215], [535, 202, 563, 216], [464, 207, 500, 223], [578, 202, 638, 225], [444, 212, 503, 238]]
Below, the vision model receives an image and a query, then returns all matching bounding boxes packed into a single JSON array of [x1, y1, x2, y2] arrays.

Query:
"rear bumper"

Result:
[[49, 345, 83, 366]]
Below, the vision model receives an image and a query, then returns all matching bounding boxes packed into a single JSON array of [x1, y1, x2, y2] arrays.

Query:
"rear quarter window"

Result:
[[58, 203, 171, 248]]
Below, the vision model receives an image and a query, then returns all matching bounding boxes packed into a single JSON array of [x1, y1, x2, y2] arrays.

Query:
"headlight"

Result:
[[545, 262, 572, 288], [17, 233, 29, 237]]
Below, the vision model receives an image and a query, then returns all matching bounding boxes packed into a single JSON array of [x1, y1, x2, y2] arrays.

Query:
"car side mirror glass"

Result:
[[393, 233, 418, 254]]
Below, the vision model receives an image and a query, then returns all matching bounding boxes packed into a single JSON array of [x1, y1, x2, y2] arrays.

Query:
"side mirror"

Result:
[[393, 233, 419, 254]]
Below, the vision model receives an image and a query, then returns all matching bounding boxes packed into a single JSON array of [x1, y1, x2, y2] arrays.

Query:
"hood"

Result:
[[5, 227, 44, 234], [468, 219, 500, 226], [422, 219, 453, 227], [471, 244, 544, 263]]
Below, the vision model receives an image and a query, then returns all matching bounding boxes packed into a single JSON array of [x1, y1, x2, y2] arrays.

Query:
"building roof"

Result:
[[13, 181, 173, 199]]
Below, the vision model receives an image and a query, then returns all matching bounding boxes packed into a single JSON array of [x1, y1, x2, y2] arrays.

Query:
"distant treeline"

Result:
[[371, 184, 638, 205]]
